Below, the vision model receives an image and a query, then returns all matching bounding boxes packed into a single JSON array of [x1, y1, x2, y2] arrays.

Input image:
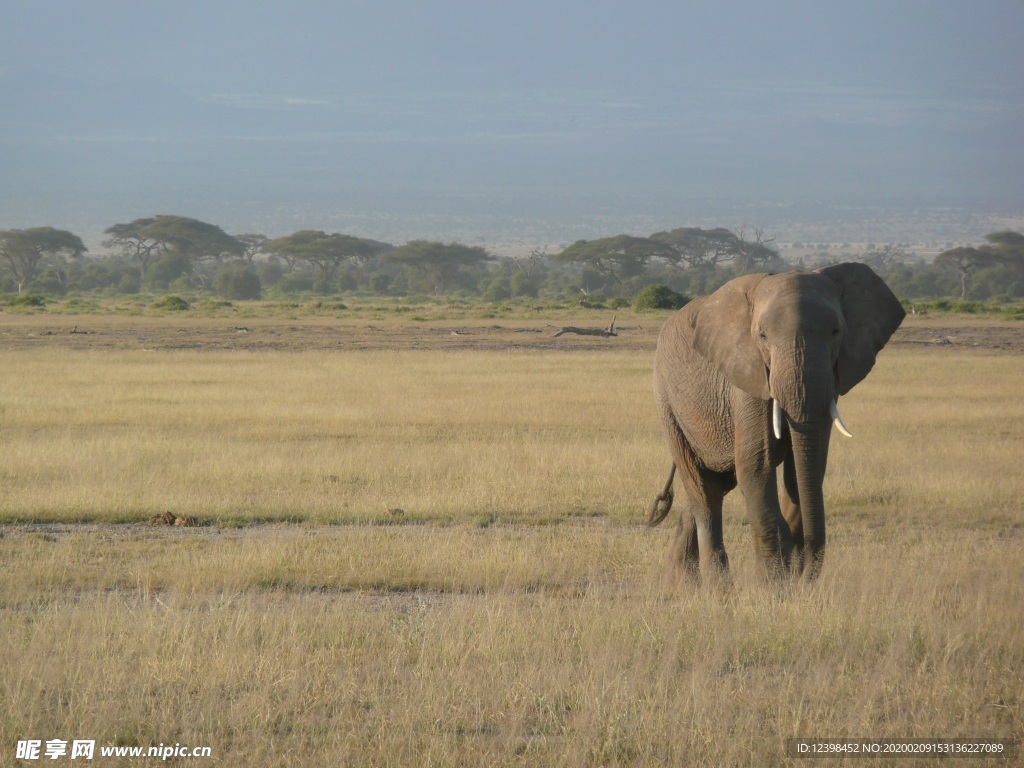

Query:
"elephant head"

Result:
[[689, 263, 905, 575]]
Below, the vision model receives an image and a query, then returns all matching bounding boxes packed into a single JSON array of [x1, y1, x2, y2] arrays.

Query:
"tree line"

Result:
[[1, 215, 1022, 305]]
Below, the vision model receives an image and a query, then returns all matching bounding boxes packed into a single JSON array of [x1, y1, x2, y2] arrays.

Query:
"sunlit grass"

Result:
[[0, 349, 664, 524], [2, 347, 1022, 529], [1, 343, 1023, 764], [1, 523, 1020, 766]]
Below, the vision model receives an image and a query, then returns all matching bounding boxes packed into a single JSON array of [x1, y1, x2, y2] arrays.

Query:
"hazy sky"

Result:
[[2, 0, 1022, 242]]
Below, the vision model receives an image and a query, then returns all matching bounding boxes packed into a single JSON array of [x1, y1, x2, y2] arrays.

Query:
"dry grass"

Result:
[[0, 349, 662, 525], [1, 342, 1022, 765]]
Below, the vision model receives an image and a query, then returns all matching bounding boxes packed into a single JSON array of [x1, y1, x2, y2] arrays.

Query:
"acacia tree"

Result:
[[103, 217, 164, 281], [142, 216, 245, 267], [732, 225, 782, 273], [384, 240, 494, 293], [553, 235, 672, 287], [0, 227, 86, 293], [984, 231, 1024, 278], [648, 227, 751, 293], [104, 215, 244, 285], [265, 231, 386, 286], [510, 247, 545, 278], [934, 231, 1024, 300], [236, 234, 269, 264], [934, 246, 995, 299], [861, 244, 906, 271], [649, 227, 743, 270]]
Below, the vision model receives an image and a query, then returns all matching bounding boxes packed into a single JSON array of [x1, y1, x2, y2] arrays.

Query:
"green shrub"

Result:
[[951, 301, 984, 314], [510, 271, 538, 298], [152, 295, 190, 311], [482, 276, 511, 302], [146, 250, 191, 290], [9, 294, 47, 307], [368, 273, 392, 294], [632, 285, 690, 311], [214, 265, 262, 300]]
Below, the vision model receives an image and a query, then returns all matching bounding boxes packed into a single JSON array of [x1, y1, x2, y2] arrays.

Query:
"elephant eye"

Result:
[[831, 328, 841, 337], [758, 330, 767, 341]]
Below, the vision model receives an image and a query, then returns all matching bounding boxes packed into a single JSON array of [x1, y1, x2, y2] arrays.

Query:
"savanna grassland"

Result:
[[1, 310, 1022, 766]]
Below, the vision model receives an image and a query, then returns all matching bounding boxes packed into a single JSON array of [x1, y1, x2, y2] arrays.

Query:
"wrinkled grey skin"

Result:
[[651, 263, 905, 582]]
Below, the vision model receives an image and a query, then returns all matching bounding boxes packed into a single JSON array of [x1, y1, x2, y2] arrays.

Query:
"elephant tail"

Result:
[[647, 463, 676, 527]]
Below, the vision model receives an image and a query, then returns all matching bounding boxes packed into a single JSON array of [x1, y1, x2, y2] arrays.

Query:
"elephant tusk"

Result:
[[830, 400, 853, 438], [772, 399, 784, 440]]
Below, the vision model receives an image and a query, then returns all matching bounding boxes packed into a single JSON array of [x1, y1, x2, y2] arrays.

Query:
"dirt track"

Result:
[[0, 313, 1021, 353]]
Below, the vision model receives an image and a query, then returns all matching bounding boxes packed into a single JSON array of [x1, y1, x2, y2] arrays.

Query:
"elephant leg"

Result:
[[738, 472, 793, 580], [676, 467, 732, 582], [781, 452, 805, 575], [661, 419, 732, 583], [670, 504, 700, 581], [735, 401, 793, 579]]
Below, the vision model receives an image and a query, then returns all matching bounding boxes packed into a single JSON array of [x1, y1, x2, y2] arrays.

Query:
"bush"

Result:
[[146, 251, 191, 290], [510, 272, 538, 298], [115, 272, 142, 294], [9, 294, 47, 307], [214, 265, 262, 300], [951, 301, 985, 314], [258, 261, 285, 288], [632, 285, 690, 311], [169, 276, 195, 293], [276, 272, 315, 294], [368, 273, 392, 295], [312, 278, 336, 295], [152, 295, 190, 311], [32, 270, 67, 296], [482, 276, 511, 302]]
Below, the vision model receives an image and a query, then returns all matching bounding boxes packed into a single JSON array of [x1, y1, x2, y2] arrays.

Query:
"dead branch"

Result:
[[553, 314, 617, 338]]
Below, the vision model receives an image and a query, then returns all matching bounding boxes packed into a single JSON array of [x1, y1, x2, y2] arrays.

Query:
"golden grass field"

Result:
[[1, 314, 1022, 765]]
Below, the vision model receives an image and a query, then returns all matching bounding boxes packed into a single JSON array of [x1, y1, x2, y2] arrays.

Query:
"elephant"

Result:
[[648, 262, 905, 582]]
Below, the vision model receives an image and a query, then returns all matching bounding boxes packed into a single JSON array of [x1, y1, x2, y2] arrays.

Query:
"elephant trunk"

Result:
[[769, 352, 833, 579], [791, 424, 827, 579]]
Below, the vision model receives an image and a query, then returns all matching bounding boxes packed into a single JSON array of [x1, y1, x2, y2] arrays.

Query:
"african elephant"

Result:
[[648, 263, 905, 582]]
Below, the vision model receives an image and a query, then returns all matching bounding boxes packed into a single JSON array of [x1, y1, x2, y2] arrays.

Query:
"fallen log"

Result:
[[553, 314, 618, 338]]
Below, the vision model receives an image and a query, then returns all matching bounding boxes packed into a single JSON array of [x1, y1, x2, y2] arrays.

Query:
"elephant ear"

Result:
[[817, 262, 906, 395], [691, 273, 770, 399]]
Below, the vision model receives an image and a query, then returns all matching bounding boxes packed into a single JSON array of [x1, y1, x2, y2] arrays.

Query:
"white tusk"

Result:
[[772, 399, 783, 440], [830, 400, 853, 438]]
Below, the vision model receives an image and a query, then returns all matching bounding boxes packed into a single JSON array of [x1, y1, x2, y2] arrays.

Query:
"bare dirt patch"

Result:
[[890, 316, 1024, 352], [2, 312, 1021, 353], [0, 313, 659, 353]]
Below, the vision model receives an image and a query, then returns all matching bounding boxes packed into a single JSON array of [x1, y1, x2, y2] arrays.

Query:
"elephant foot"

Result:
[[800, 549, 825, 582]]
